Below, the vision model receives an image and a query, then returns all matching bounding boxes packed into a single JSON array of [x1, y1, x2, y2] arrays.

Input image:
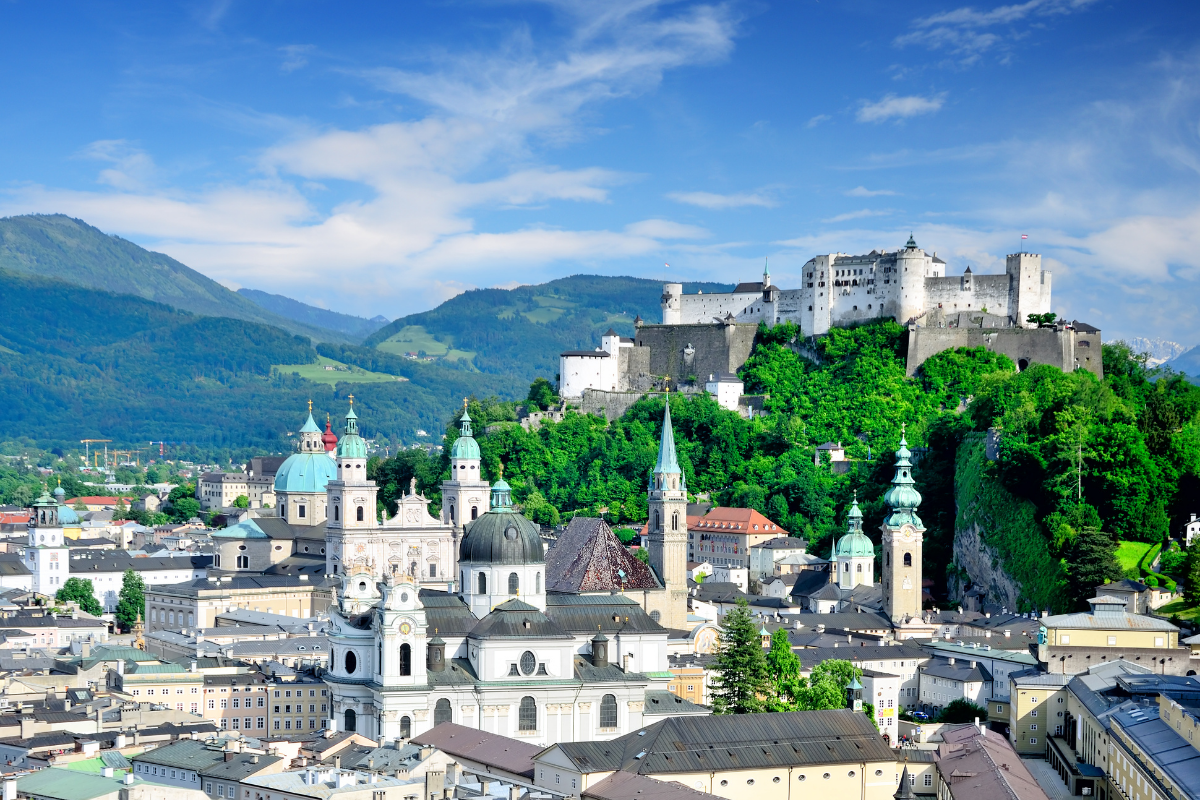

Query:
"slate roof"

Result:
[[467, 600, 574, 641], [788, 569, 833, 598], [67, 553, 211, 573], [933, 729, 1047, 800], [545, 594, 667, 635], [133, 738, 282, 777], [584, 771, 718, 800], [411, 722, 542, 779], [922, 658, 993, 683], [641, 690, 709, 715], [420, 591, 479, 637], [556, 709, 892, 775], [1041, 609, 1177, 631], [546, 518, 661, 593]]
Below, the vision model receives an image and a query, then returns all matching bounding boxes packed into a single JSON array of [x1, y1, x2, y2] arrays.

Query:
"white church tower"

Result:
[[441, 401, 490, 529], [326, 399, 381, 576], [834, 493, 875, 590], [881, 427, 925, 625], [27, 486, 68, 596], [646, 402, 689, 630]]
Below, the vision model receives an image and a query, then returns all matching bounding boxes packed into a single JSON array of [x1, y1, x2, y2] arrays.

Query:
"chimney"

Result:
[[509, 787, 521, 800], [115, 733, 127, 749], [19, 718, 34, 739], [426, 770, 445, 800], [948, 657, 955, 666], [81, 641, 91, 658], [190, 661, 198, 672], [2, 780, 14, 800], [102, 767, 114, 778], [420, 746, 433, 761], [123, 774, 135, 786], [335, 755, 342, 769], [225, 752, 236, 762]]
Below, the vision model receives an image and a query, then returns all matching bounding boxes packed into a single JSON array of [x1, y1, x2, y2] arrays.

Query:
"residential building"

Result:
[[1106, 693, 1200, 800], [267, 672, 328, 734], [688, 507, 786, 569], [859, 669, 899, 738], [113, 658, 205, 708], [1037, 595, 1186, 675], [915, 639, 1037, 706], [929, 723, 1050, 800], [1093, 579, 1154, 614], [242, 768, 419, 800], [917, 657, 992, 718], [201, 672, 272, 733], [16, 767, 201, 800], [65, 552, 211, 614], [666, 653, 711, 706], [130, 736, 284, 799], [143, 574, 333, 633], [197, 473, 253, 511], [1008, 670, 1070, 756], [535, 709, 898, 800]]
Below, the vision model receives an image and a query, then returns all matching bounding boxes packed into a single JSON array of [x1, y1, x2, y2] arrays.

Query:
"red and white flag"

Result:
[[1021, 234, 1028, 240], [664, 263, 670, 268]]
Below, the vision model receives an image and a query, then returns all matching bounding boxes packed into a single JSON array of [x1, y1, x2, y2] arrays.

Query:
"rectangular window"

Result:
[[191, 703, 198, 713], [1155, 637, 1164, 647], [273, 719, 280, 730], [1030, 724, 1037, 731], [1030, 738, 1037, 745], [1108, 636, 1117, 646], [257, 697, 265, 708], [285, 719, 292, 729], [232, 699, 239, 709], [208, 699, 215, 709], [1061, 635, 1070, 644], [924, 775, 932, 787], [257, 717, 265, 728], [231, 718, 239, 729], [220, 699, 228, 709]]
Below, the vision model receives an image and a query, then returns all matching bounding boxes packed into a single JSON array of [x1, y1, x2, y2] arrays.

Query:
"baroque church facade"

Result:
[[321, 402, 701, 744]]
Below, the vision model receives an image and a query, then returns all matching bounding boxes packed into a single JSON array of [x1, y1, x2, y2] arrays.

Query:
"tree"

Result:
[[170, 497, 200, 522], [634, 548, 649, 565], [797, 659, 861, 711], [527, 377, 558, 411], [116, 569, 146, 632], [1185, 545, 1200, 605], [167, 483, 196, 505], [113, 497, 128, 520], [1066, 527, 1122, 610], [519, 490, 560, 526], [73, 498, 87, 512], [1026, 312, 1058, 328], [937, 698, 988, 724], [55, 578, 102, 616], [710, 598, 768, 714], [8, 484, 33, 507], [232, 495, 250, 509], [765, 629, 801, 710]]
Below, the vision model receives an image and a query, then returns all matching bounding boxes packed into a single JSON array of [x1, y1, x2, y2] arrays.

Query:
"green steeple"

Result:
[[883, 426, 923, 528], [451, 400, 480, 461], [906, 232, 917, 249], [654, 402, 681, 477], [336, 398, 367, 459], [836, 492, 874, 557], [299, 411, 320, 434]]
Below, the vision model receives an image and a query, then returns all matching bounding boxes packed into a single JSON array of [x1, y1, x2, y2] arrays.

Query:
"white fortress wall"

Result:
[[676, 290, 762, 324], [923, 274, 1011, 318]]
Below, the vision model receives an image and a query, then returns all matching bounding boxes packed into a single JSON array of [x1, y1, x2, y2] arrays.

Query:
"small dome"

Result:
[[274, 452, 339, 493], [835, 532, 875, 558], [459, 502, 544, 566], [451, 434, 480, 461], [322, 418, 338, 452], [336, 404, 367, 459], [53, 485, 66, 500], [57, 505, 80, 525]]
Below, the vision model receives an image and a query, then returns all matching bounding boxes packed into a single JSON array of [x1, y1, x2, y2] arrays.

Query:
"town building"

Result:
[[748, 537, 808, 581], [1007, 670, 1071, 756], [687, 507, 786, 571], [130, 736, 284, 798], [916, 657, 992, 718], [928, 723, 1050, 800], [1037, 595, 1186, 675]]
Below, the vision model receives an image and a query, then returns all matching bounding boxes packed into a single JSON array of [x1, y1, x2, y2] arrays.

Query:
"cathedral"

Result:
[[321, 400, 702, 744]]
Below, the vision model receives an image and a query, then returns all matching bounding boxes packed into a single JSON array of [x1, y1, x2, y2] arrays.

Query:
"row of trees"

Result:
[[54, 569, 145, 631]]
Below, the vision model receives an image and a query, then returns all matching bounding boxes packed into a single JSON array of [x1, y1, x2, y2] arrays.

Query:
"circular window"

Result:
[[345, 651, 357, 674], [847, 771, 855, 778], [719, 781, 728, 787], [822, 773, 830, 780], [746, 780, 754, 786], [274, 545, 283, 551], [772, 777, 780, 784], [520, 651, 536, 676], [874, 770, 883, 777], [238, 545, 247, 551], [797, 776, 806, 782], [400, 592, 409, 603], [505, 525, 519, 541], [304, 547, 309, 553], [358, 582, 367, 592]]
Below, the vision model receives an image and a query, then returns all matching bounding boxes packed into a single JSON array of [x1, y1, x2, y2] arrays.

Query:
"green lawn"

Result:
[[376, 325, 474, 363], [1115, 540, 1157, 578], [1156, 597, 1200, 622], [273, 356, 409, 386]]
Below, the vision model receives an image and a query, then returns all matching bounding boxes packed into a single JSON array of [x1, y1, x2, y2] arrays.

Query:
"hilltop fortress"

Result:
[[560, 237, 1101, 408]]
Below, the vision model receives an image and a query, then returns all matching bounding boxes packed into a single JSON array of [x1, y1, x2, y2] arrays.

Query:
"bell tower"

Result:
[[326, 398, 381, 576], [440, 400, 490, 531], [881, 426, 925, 625], [647, 401, 688, 629]]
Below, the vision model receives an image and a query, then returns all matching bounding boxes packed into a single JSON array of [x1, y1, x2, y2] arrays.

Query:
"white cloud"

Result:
[[77, 140, 158, 191], [805, 114, 831, 128], [822, 209, 895, 223], [280, 45, 316, 73], [845, 186, 897, 197], [895, 0, 1099, 63], [857, 94, 946, 123], [667, 190, 776, 209], [625, 219, 710, 239]]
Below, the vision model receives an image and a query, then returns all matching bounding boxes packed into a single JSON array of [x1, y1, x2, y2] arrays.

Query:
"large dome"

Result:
[[835, 532, 875, 558], [459, 480, 544, 565], [274, 452, 338, 493]]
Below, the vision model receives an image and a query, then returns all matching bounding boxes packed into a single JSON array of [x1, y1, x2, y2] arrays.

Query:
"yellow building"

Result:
[[107, 648, 205, 710], [535, 710, 900, 800], [267, 672, 329, 734], [1107, 693, 1200, 800], [1007, 669, 1070, 756], [1038, 596, 1185, 675]]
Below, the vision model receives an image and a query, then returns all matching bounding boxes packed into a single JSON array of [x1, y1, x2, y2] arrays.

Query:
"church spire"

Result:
[[655, 401, 681, 477], [883, 425, 923, 528]]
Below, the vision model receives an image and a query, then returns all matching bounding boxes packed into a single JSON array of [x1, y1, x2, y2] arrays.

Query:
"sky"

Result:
[[2, 0, 1199, 345]]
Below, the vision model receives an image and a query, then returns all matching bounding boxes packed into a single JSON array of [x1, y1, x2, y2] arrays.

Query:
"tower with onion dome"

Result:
[[325, 398, 381, 576], [440, 400, 491, 531], [274, 403, 338, 526], [881, 426, 925, 625], [834, 493, 875, 590]]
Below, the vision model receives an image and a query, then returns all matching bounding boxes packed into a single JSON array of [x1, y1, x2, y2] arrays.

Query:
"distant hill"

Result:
[[363, 275, 733, 379], [0, 268, 517, 455], [1128, 337, 1190, 367], [0, 214, 347, 343], [1165, 345, 1200, 380], [238, 288, 390, 341]]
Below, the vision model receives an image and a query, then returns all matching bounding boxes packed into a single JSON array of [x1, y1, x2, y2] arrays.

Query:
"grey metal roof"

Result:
[[467, 600, 573, 641], [1111, 700, 1200, 799], [557, 709, 893, 775], [1041, 609, 1177, 631], [546, 594, 667, 635], [583, 771, 716, 800], [922, 658, 992, 683], [67, 553, 211, 572], [420, 591, 478, 637], [641, 690, 708, 716]]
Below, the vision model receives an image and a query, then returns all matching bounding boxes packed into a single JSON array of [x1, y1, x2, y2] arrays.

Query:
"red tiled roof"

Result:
[[690, 506, 787, 535], [0, 512, 31, 524]]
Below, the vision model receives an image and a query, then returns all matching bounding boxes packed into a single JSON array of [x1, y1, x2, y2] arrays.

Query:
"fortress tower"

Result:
[[896, 234, 929, 325], [661, 283, 683, 325], [1007, 252, 1051, 328], [881, 427, 925, 625], [646, 402, 688, 629]]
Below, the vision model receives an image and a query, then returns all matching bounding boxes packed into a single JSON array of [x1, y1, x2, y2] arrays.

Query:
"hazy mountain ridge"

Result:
[[1126, 336, 1189, 366], [238, 288, 390, 341], [0, 214, 348, 343]]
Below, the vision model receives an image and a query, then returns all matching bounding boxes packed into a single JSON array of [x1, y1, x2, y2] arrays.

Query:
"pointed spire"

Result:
[[654, 402, 681, 476], [884, 423, 923, 529], [894, 763, 915, 800], [460, 398, 474, 438]]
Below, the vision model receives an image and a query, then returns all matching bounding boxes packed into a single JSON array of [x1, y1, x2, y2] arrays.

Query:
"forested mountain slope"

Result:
[[238, 288, 389, 341], [0, 214, 346, 343]]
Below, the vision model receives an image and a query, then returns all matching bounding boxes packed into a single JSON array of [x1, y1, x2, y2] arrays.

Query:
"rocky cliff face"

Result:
[[949, 520, 1022, 611]]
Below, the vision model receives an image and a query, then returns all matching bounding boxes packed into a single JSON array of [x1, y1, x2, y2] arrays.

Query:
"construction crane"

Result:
[[80, 439, 112, 469], [111, 449, 142, 468], [149, 441, 166, 457]]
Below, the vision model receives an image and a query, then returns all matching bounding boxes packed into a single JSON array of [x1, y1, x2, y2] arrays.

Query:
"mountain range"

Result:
[[0, 213, 726, 455]]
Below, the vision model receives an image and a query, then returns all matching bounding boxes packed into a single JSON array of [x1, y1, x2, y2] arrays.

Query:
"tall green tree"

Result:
[[55, 577, 103, 616], [526, 377, 558, 411], [1185, 545, 1200, 605], [937, 698, 988, 724], [797, 659, 862, 711], [115, 569, 146, 632], [170, 497, 200, 522], [765, 628, 801, 710], [1066, 527, 1123, 610], [710, 598, 768, 714]]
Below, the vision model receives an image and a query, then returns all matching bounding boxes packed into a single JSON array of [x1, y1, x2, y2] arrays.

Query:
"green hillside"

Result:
[[0, 215, 347, 343], [0, 269, 517, 456], [364, 275, 733, 379], [238, 288, 389, 341]]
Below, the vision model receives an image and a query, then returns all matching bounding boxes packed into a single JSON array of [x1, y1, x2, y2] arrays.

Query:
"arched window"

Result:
[[903, 552, 912, 567], [471, 506, 478, 520], [672, 512, 678, 531], [344, 709, 356, 732], [508, 573, 519, 595], [856, 563, 862, 573], [236, 555, 249, 569], [449, 504, 455, 524], [356, 506, 365, 522], [345, 651, 358, 674], [478, 572, 487, 594], [434, 698, 452, 726], [535, 572, 541, 594], [650, 610, 661, 623], [399, 644, 411, 676], [400, 716, 411, 738], [654, 511, 660, 531], [600, 694, 617, 728], [518, 696, 537, 732]]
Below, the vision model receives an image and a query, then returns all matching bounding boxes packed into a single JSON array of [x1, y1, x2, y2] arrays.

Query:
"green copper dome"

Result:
[[884, 429, 924, 528], [450, 406, 480, 461], [836, 494, 874, 556], [336, 402, 368, 459], [274, 452, 338, 492]]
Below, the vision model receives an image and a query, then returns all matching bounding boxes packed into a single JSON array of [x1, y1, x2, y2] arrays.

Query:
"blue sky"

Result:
[[2, 0, 1199, 344]]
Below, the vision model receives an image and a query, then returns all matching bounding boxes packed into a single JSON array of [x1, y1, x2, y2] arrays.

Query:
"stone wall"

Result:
[[580, 389, 671, 422], [906, 325, 1103, 379], [634, 322, 759, 387]]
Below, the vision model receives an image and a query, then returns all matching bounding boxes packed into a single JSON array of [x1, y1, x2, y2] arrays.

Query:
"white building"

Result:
[[559, 329, 635, 398], [703, 373, 743, 411], [1185, 513, 1200, 547], [861, 669, 900, 737], [917, 656, 993, 717]]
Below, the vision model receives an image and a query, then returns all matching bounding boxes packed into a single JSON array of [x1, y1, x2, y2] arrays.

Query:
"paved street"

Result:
[[1025, 757, 1074, 800]]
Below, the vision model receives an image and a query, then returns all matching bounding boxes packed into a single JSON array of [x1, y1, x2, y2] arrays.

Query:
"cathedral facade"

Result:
[[322, 404, 701, 745]]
